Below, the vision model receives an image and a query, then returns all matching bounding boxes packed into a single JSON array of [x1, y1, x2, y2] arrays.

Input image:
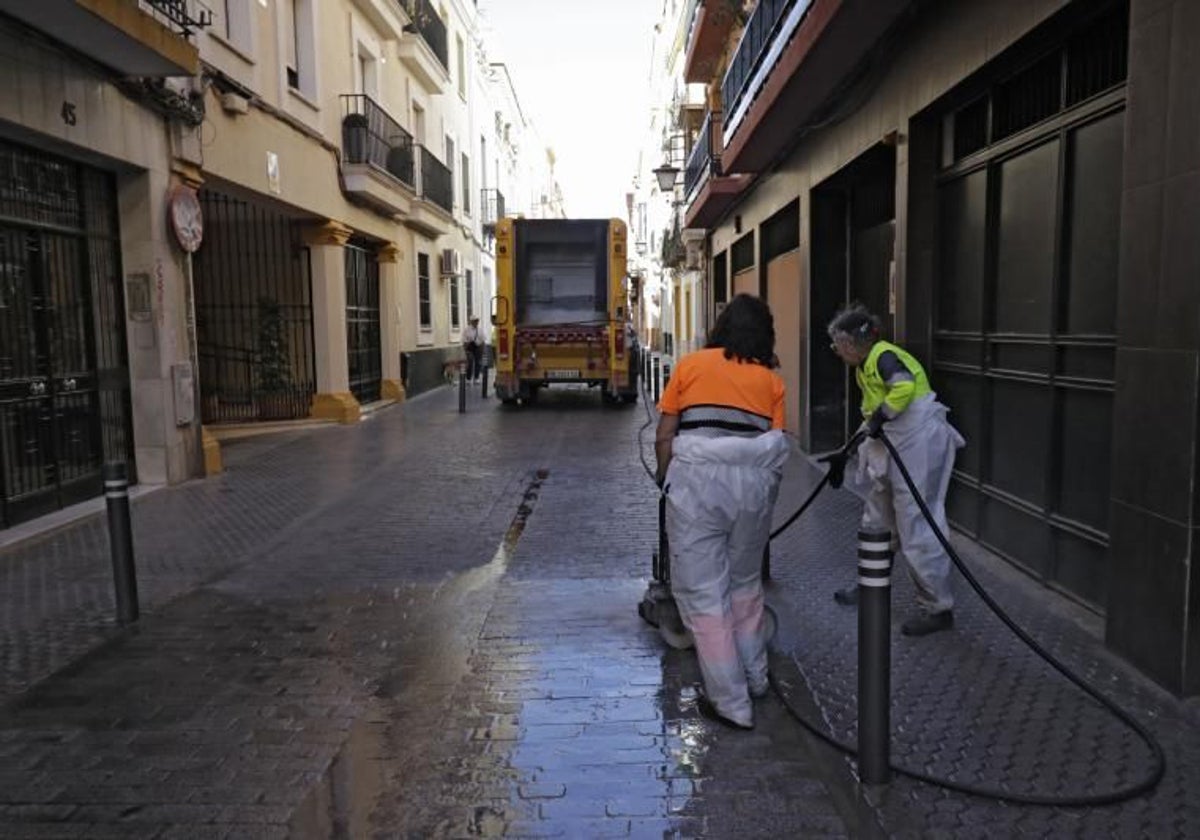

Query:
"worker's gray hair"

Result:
[[827, 304, 881, 347]]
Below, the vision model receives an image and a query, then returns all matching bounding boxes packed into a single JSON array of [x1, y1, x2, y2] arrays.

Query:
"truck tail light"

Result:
[[498, 331, 509, 360], [614, 327, 625, 360]]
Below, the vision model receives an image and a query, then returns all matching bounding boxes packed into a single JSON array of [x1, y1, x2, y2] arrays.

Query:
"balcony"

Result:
[[481, 188, 506, 232], [683, 0, 741, 84], [0, 0, 204, 76], [720, 0, 913, 174], [339, 94, 415, 217], [404, 145, 453, 238], [348, 0, 410, 40], [398, 0, 450, 94], [683, 110, 750, 230], [673, 83, 708, 135]]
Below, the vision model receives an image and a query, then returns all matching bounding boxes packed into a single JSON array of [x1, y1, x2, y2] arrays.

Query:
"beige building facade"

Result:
[[0, 0, 559, 530]]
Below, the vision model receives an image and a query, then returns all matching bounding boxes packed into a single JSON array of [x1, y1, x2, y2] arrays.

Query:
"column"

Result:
[[305, 220, 360, 424], [378, 242, 406, 401], [1106, 0, 1200, 695]]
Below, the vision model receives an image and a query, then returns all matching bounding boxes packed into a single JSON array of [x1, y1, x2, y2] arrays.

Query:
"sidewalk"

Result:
[[0, 382, 1197, 837], [767, 452, 1200, 837]]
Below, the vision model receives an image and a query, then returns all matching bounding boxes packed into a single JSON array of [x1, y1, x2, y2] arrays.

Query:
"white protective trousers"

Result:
[[664, 430, 792, 726], [856, 394, 965, 614]]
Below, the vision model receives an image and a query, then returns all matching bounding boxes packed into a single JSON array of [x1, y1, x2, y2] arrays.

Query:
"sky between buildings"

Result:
[[479, 0, 662, 220]]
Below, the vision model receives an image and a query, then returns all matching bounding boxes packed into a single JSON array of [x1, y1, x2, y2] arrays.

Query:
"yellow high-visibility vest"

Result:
[[856, 340, 931, 419]]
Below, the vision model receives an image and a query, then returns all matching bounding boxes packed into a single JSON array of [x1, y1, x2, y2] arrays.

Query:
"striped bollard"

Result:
[[103, 462, 140, 625], [857, 528, 893, 784], [652, 356, 661, 404]]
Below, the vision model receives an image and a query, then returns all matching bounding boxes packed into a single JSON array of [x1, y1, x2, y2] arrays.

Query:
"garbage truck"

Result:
[[491, 217, 639, 405]]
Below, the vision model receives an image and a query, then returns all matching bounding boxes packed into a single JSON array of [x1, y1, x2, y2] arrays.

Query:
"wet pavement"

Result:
[[0, 378, 1198, 837]]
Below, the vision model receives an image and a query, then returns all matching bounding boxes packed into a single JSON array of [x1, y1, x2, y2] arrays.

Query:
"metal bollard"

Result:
[[481, 364, 489, 399], [761, 543, 771, 581], [857, 528, 893, 784], [458, 361, 467, 413], [663, 362, 672, 390], [652, 356, 661, 404], [103, 462, 139, 625], [644, 350, 652, 388]]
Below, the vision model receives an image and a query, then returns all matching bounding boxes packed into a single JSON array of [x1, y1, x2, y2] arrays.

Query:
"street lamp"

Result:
[[653, 162, 680, 192]]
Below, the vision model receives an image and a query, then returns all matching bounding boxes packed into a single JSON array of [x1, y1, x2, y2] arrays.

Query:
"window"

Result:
[[412, 103, 426, 145], [465, 269, 474, 320], [456, 34, 467, 99], [282, 0, 316, 99], [220, 0, 253, 54], [357, 52, 377, 98], [450, 273, 461, 329], [418, 252, 432, 329], [445, 135, 455, 209], [461, 152, 470, 215]]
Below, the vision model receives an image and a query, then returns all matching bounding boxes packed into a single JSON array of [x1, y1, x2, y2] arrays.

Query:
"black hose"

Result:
[[766, 430, 1165, 806], [631, 375, 1165, 803]]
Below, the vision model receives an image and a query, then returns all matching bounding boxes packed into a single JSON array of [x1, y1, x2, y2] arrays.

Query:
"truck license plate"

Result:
[[546, 369, 580, 379]]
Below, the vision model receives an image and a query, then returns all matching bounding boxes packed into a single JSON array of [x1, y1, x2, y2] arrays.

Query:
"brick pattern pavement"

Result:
[[0, 386, 868, 838], [768, 456, 1200, 838], [2, 380, 1200, 837]]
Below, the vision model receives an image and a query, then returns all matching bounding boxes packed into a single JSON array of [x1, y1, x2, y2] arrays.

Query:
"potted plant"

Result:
[[255, 296, 295, 420], [342, 111, 370, 164]]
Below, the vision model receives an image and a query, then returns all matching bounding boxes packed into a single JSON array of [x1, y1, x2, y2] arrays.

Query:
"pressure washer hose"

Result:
[[765, 430, 1166, 806], [634, 372, 1164, 804]]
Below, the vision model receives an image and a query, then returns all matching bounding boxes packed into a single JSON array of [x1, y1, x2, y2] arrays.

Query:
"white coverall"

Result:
[[664, 429, 792, 727], [857, 394, 965, 614]]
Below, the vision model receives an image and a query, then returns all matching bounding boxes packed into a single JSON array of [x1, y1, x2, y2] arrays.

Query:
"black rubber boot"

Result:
[[901, 610, 954, 637], [833, 586, 859, 607]]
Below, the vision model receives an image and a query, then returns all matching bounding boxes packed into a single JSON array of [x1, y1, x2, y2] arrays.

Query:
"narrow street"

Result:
[[0, 385, 864, 838], [3, 383, 1200, 838]]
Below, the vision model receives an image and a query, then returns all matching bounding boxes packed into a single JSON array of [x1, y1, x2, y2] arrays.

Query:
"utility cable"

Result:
[[763, 431, 1166, 806]]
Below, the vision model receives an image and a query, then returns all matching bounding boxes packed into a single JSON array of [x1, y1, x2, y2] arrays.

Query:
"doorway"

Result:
[[0, 140, 133, 528], [809, 143, 896, 452]]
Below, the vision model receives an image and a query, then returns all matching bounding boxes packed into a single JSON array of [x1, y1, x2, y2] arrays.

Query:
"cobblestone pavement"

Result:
[[0, 380, 1198, 837], [0, 385, 870, 838]]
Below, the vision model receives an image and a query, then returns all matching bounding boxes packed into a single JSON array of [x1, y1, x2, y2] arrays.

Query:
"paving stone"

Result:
[[3, 384, 1194, 836]]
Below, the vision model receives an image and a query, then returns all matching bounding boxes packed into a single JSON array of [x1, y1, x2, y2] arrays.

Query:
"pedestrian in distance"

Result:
[[822, 304, 965, 637], [655, 294, 792, 730], [462, 316, 483, 381]]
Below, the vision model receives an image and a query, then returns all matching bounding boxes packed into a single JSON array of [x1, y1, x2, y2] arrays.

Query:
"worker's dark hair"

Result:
[[827, 303, 881, 347], [706, 293, 776, 366]]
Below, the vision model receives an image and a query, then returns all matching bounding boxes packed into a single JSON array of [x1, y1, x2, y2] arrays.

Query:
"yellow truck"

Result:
[[491, 218, 639, 405]]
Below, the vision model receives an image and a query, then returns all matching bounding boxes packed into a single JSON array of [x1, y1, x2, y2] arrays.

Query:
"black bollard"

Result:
[[458, 361, 467, 413], [652, 356, 661, 404], [644, 350, 652, 388], [103, 462, 139, 625], [857, 528, 893, 784], [663, 362, 672, 389], [761, 543, 771, 581], [481, 364, 489, 399]]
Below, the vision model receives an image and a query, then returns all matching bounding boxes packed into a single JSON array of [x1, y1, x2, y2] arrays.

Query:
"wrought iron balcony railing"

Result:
[[140, 0, 213, 37], [684, 111, 721, 199], [418, 145, 453, 214], [722, 0, 795, 132], [401, 0, 449, 72], [340, 94, 415, 188], [481, 188, 506, 227]]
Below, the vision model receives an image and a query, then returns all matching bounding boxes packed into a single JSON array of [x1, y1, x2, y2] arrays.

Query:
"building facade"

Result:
[[0, 0, 560, 530], [654, 0, 1200, 696]]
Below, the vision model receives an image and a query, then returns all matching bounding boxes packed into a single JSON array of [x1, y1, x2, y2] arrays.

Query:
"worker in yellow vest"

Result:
[[824, 304, 965, 636]]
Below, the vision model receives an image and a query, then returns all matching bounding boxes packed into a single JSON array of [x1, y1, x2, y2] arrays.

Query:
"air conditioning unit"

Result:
[[440, 248, 461, 276]]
